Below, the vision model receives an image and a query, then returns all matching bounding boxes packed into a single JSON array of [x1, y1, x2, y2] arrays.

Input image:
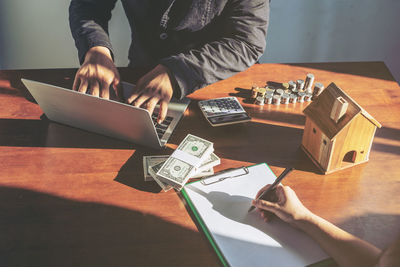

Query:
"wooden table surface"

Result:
[[0, 62, 399, 266]]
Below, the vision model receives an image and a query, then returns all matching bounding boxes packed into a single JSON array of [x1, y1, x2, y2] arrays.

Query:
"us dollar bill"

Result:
[[188, 153, 219, 178], [156, 134, 214, 190], [144, 153, 218, 183], [148, 161, 173, 192], [157, 157, 194, 190], [197, 153, 220, 173], [177, 134, 213, 161], [143, 155, 169, 181], [190, 168, 214, 178], [151, 160, 214, 190]]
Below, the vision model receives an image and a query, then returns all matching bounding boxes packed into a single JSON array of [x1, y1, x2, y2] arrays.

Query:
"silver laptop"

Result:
[[21, 79, 190, 149]]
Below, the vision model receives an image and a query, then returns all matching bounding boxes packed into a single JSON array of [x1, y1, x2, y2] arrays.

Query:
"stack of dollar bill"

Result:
[[143, 134, 220, 191]]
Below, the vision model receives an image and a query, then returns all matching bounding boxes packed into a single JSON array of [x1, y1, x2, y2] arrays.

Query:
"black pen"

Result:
[[248, 167, 294, 213]]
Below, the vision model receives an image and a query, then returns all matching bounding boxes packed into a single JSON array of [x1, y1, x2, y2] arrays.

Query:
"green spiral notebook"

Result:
[[181, 163, 331, 267]]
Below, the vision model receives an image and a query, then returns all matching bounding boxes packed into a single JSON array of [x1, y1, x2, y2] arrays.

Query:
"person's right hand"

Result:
[[72, 46, 120, 100], [252, 185, 313, 226]]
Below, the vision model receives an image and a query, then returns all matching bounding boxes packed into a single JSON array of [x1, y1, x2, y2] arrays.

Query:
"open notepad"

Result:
[[182, 163, 329, 267]]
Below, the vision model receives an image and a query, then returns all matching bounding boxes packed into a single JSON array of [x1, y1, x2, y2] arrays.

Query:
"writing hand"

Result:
[[126, 64, 174, 123], [253, 185, 313, 226], [72, 46, 121, 100]]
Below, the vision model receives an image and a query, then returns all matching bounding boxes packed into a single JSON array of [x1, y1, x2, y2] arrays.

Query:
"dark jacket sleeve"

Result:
[[159, 0, 269, 98], [69, 0, 118, 64]]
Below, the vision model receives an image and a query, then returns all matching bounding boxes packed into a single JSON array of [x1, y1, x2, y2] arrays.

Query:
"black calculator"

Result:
[[198, 97, 251, 126]]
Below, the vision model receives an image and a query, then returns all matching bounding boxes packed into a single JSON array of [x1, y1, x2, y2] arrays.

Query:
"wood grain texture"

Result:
[[0, 62, 399, 266], [330, 114, 377, 171]]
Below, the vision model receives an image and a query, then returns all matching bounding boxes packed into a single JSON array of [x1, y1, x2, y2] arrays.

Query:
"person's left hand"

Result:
[[126, 64, 174, 123]]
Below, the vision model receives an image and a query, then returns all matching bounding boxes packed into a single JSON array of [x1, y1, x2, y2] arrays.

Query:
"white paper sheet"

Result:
[[184, 164, 328, 267]]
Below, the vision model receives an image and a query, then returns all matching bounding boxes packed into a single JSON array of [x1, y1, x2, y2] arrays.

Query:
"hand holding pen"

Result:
[[248, 167, 294, 213]]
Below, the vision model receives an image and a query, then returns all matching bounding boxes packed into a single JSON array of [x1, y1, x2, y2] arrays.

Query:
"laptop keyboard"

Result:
[[151, 114, 173, 139]]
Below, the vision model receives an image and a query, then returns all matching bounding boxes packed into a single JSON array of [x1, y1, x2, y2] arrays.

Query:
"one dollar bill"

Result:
[[148, 161, 173, 192], [143, 155, 170, 182], [144, 154, 218, 182], [156, 134, 214, 190]]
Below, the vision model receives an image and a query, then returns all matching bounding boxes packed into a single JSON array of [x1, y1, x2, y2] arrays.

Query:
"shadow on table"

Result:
[[0, 186, 218, 267], [372, 143, 400, 156], [229, 87, 254, 104], [249, 109, 306, 126], [373, 126, 400, 155], [0, 117, 136, 150], [375, 126, 400, 141], [114, 148, 172, 193], [337, 213, 400, 250], [172, 118, 320, 174], [0, 117, 172, 193]]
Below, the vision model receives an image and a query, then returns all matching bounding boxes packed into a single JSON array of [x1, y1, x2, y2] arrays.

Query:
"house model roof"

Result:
[[303, 82, 381, 140]]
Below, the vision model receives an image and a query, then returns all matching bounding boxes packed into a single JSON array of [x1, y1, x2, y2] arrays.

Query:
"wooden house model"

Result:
[[301, 83, 381, 174]]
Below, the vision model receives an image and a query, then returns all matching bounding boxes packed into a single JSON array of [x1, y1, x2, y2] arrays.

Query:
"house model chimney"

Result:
[[330, 96, 348, 123]]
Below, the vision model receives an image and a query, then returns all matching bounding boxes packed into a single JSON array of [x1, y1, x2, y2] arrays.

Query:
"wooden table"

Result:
[[1, 62, 399, 266]]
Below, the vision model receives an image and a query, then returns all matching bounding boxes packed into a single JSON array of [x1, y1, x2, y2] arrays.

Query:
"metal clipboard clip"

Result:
[[200, 166, 249, 186]]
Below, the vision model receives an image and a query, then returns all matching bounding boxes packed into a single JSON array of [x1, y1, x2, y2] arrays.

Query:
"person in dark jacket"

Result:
[[69, 0, 269, 122]]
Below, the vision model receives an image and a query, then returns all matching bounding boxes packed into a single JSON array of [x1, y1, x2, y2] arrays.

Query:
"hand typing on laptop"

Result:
[[125, 64, 174, 124], [72, 46, 121, 100], [72, 46, 174, 124]]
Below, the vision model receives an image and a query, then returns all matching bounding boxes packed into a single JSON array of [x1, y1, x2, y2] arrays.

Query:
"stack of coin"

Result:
[[281, 82, 290, 92], [288, 80, 296, 90], [296, 79, 305, 91], [255, 96, 265, 105], [312, 82, 324, 100], [275, 88, 284, 96], [304, 73, 314, 94], [266, 86, 275, 94], [272, 95, 281, 105], [257, 87, 266, 98], [304, 93, 312, 102], [297, 91, 306, 103], [251, 85, 259, 99], [289, 93, 298, 103], [281, 93, 290, 104], [265, 93, 273, 104]]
